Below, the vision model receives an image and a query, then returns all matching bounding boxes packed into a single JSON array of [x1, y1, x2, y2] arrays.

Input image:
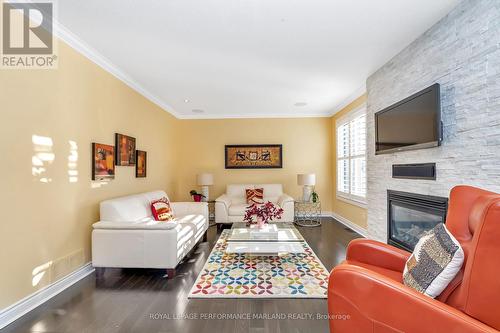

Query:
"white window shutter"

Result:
[[350, 114, 366, 156], [337, 159, 349, 193], [336, 108, 367, 203], [337, 123, 349, 158]]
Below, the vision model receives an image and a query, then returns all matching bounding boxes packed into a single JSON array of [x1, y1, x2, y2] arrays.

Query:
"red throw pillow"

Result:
[[151, 197, 174, 222], [246, 188, 264, 205]]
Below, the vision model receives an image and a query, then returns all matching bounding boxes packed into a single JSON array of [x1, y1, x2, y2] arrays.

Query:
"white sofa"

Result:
[[215, 184, 294, 224], [92, 190, 208, 277]]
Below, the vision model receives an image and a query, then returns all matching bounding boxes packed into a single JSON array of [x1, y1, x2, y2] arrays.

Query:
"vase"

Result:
[[257, 217, 265, 228]]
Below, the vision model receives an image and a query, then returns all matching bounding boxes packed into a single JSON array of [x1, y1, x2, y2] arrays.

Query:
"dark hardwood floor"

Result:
[[3, 218, 360, 333]]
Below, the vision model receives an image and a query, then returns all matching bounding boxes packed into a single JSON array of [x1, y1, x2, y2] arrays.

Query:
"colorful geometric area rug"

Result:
[[189, 229, 330, 298]]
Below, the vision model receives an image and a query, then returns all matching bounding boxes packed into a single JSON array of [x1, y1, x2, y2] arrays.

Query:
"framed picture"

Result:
[[225, 144, 283, 169], [92, 143, 115, 180], [136, 150, 147, 178], [115, 133, 136, 166]]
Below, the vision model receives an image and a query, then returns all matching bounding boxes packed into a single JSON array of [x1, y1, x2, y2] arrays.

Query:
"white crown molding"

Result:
[[176, 112, 332, 120], [328, 84, 367, 117], [325, 211, 369, 238], [0, 263, 94, 330], [52, 21, 182, 119]]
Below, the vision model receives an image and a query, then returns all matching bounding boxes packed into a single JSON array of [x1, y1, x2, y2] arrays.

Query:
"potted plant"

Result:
[[189, 190, 205, 202], [311, 191, 319, 203], [243, 202, 284, 228]]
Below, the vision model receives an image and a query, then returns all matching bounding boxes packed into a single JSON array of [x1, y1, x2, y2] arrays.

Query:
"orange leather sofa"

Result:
[[328, 186, 500, 333]]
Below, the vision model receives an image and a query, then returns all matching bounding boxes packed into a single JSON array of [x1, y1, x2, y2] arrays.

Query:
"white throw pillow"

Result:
[[403, 223, 464, 298]]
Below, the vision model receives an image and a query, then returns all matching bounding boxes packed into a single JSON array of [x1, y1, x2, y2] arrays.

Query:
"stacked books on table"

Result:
[[249, 224, 279, 240]]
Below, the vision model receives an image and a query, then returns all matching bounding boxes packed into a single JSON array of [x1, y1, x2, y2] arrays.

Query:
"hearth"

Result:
[[387, 190, 448, 251]]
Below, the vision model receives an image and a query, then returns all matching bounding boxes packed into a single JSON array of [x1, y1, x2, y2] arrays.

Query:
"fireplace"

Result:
[[387, 190, 448, 251]]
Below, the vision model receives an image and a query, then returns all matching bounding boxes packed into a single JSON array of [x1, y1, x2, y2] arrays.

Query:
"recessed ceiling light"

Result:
[[294, 102, 308, 107], [184, 99, 189, 103], [192, 109, 205, 114]]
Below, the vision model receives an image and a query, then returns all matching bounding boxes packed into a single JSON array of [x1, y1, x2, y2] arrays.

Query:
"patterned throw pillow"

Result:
[[246, 188, 264, 205], [403, 223, 464, 298], [151, 197, 174, 222]]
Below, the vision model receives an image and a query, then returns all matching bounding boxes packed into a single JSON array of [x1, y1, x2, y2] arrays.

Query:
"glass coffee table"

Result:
[[225, 222, 305, 255]]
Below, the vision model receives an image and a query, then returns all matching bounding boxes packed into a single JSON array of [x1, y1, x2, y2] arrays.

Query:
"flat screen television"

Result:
[[375, 83, 442, 155]]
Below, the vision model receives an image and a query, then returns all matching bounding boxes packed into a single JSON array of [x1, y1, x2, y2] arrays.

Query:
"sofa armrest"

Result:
[[215, 194, 232, 209], [346, 239, 411, 272], [277, 194, 294, 207], [328, 264, 494, 333], [170, 202, 208, 221]]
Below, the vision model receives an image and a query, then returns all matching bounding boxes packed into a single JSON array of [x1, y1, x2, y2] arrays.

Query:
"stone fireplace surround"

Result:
[[366, 0, 500, 242]]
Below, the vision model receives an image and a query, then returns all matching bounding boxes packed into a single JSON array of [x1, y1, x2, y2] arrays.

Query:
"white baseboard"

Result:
[[321, 211, 335, 218], [0, 263, 95, 330], [324, 212, 369, 238]]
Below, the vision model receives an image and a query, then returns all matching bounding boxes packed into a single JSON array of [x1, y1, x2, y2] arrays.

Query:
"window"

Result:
[[336, 107, 367, 205]]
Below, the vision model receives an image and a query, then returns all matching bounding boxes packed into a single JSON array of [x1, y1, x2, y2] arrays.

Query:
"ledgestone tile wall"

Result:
[[366, 0, 500, 241]]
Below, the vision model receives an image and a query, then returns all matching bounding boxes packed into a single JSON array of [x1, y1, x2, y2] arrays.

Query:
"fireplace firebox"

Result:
[[387, 190, 448, 251]]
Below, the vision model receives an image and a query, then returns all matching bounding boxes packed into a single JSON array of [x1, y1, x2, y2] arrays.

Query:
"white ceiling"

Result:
[[56, 0, 459, 119]]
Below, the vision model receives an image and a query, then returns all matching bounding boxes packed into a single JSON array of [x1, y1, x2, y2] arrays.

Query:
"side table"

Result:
[[294, 200, 321, 227], [207, 200, 216, 227]]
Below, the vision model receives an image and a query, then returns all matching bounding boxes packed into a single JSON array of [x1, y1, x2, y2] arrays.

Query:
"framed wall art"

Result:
[[92, 143, 115, 180], [136, 150, 147, 178], [225, 144, 283, 169], [115, 133, 136, 166]]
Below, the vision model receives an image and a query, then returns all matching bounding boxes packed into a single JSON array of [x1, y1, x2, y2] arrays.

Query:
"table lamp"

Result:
[[297, 173, 316, 202], [196, 173, 214, 202]]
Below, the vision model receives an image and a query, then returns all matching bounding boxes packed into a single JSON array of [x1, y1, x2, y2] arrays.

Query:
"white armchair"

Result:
[[215, 184, 294, 224]]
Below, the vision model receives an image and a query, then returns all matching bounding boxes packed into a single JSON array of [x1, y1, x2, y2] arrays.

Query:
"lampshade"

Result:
[[197, 173, 214, 186], [297, 173, 316, 186]]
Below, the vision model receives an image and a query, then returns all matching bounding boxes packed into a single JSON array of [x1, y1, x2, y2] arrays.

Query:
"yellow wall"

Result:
[[175, 118, 334, 211], [0, 36, 335, 310], [0, 41, 180, 309], [331, 95, 368, 229], [0, 33, 366, 311]]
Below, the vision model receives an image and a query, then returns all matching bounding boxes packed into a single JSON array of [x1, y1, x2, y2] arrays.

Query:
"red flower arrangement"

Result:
[[243, 202, 284, 227]]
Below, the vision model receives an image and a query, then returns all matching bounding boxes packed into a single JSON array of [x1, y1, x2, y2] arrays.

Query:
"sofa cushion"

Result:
[[228, 203, 251, 216], [93, 218, 178, 230], [265, 197, 280, 204], [226, 184, 283, 205], [246, 188, 264, 204], [255, 184, 283, 202], [93, 213, 207, 231], [100, 190, 168, 222], [227, 184, 252, 197], [177, 214, 207, 237], [226, 184, 251, 205], [403, 223, 464, 298], [151, 197, 174, 221]]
